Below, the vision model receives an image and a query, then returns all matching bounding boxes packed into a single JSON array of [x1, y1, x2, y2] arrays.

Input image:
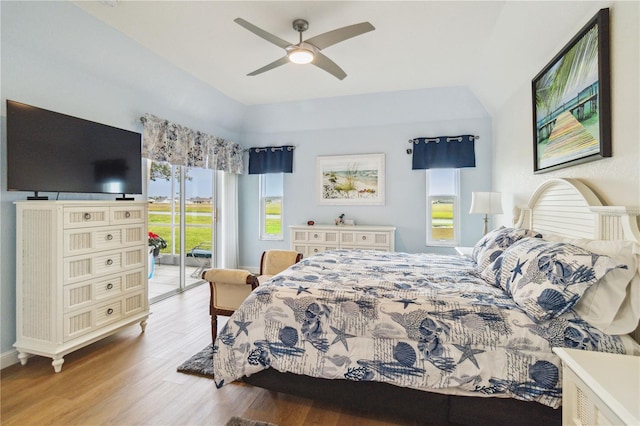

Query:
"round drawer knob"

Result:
[[106, 259, 114, 266], [83, 213, 91, 220], [313, 248, 319, 253], [107, 308, 114, 315], [125, 211, 131, 218], [106, 234, 114, 241], [106, 283, 114, 290], [362, 236, 367, 240], [313, 234, 319, 238]]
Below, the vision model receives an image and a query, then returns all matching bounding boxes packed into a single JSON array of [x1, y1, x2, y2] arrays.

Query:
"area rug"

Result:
[[225, 416, 277, 426], [177, 344, 214, 378]]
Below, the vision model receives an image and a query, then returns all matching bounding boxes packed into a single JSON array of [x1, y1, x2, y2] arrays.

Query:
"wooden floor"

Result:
[[1, 283, 416, 426]]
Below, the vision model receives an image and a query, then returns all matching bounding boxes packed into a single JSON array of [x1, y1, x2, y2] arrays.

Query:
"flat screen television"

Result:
[[7, 100, 142, 199]]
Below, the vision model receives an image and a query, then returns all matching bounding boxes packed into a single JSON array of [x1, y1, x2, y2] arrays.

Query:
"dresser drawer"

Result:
[[64, 224, 146, 256], [110, 205, 145, 224], [64, 206, 110, 229], [63, 290, 146, 342], [63, 246, 147, 284], [63, 268, 146, 312], [340, 231, 391, 248], [292, 229, 340, 244], [295, 244, 340, 257]]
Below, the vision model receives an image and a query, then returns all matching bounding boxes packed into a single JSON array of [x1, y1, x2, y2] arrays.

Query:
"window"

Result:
[[259, 173, 284, 240], [426, 169, 460, 246]]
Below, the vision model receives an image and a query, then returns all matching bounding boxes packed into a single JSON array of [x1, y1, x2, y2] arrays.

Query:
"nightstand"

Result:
[[454, 246, 474, 257], [553, 348, 640, 426]]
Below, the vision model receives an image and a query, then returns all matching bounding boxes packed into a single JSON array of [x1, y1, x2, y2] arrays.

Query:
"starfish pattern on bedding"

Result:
[[453, 343, 485, 369], [330, 325, 356, 351], [394, 298, 419, 309], [510, 258, 528, 282], [234, 319, 252, 337]]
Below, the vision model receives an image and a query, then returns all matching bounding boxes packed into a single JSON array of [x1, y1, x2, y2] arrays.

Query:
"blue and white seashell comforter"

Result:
[[213, 250, 638, 408]]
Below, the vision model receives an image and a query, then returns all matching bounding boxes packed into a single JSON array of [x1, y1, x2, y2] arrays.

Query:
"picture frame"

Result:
[[317, 153, 385, 205], [532, 8, 611, 173]]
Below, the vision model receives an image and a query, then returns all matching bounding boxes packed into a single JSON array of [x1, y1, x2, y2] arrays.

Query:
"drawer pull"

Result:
[[362, 236, 367, 240], [106, 259, 114, 266], [313, 234, 319, 238], [106, 234, 114, 241], [125, 211, 131, 218], [84, 213, 91, 220], [107, 308, 114, 315], [313, 248, 319, 253], [106, 283, 114, 290]]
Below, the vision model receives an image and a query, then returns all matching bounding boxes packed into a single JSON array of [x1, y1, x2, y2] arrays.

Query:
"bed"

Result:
[[213, 178, 640, 425]]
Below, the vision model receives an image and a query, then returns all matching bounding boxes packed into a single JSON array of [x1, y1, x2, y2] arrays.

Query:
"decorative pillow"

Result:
[[485, 237, 625, 323], [558, 238, 639, 335], [472, 226, 542, 273]]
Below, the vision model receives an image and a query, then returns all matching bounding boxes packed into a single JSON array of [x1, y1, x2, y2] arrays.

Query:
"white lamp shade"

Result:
[[469, 192, 503, 215]]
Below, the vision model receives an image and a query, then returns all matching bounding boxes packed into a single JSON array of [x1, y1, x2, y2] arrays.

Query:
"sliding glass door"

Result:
[[147, 161, 216, 303]]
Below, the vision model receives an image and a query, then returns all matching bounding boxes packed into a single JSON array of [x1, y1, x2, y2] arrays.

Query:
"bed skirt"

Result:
[[242, 369, 561, 426]]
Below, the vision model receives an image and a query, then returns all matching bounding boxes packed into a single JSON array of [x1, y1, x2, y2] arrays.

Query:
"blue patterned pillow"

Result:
[[473, 227, 542, 273], [483, 237, 624, 323]]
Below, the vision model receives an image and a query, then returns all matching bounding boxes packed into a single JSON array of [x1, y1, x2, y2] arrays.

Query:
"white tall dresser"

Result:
[[14, 201, 150, 372]]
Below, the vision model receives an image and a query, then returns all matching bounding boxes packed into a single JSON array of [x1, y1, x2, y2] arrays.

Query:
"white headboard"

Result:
[[514, 178, 640, 243], [514, 178, 640, 343]]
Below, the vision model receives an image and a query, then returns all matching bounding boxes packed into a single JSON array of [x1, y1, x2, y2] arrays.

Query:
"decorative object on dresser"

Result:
[[289, 224, 395, 257], [316, 154, 385, 205], [469, 191, 503, 235], [14, 201, 150, 373], [553, 348, 639, 426], [532, 8, 611, 173]]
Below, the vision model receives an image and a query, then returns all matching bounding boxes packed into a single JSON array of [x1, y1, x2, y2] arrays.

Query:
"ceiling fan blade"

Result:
[[312, 52, 347, 80], [305, 22, 375, 50], [247, 56, 290, 76], [234, 18, 291, 49]]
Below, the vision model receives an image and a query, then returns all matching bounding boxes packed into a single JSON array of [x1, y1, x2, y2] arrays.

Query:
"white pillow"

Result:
[[556, 238, 640, 335]]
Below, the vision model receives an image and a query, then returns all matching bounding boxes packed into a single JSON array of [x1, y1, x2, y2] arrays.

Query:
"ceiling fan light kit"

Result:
[[288, 49, 314, 64], [234, 17, 375, 80]]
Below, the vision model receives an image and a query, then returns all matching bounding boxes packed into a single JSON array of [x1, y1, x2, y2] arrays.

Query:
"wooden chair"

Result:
[[258, 250, 303, 284], [202, 269, 258, 344]]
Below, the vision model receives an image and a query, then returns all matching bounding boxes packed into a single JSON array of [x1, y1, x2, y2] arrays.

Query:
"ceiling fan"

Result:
[[234, 17, 375, 80]]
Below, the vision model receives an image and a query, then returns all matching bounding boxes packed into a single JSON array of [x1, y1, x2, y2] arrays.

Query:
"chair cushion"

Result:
[[203, 268, 251, 285]]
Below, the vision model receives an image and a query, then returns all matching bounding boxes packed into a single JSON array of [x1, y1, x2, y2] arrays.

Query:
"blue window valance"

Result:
[[411, 135, 477, 169], [248, 146, 295, 174]]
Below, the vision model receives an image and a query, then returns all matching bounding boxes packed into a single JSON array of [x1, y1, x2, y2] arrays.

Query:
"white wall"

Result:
[[492, 2, 640, 225], [238, 87, 493, 268], [0, 1, 244, 358]]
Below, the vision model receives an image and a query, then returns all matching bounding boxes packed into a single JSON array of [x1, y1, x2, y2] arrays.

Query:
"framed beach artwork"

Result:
[[317, 153, 385, 205], [532, 8, 611, 173]]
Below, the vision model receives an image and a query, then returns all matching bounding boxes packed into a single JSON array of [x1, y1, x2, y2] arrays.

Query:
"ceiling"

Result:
[[73, 1, 607, 109]]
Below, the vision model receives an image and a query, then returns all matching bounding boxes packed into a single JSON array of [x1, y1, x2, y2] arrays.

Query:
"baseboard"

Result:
[[1, 348, 20, 370]]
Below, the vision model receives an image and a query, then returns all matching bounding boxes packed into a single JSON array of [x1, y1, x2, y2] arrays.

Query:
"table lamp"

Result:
[[470, 192, 503, 235]]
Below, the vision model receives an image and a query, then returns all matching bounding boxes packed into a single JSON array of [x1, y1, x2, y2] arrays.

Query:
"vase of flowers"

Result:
[[148, 231, 167, 257]]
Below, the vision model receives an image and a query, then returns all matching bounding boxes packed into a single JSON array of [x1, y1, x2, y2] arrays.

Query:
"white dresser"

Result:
[[14, 201, 150, 372], [290, 225, 396, 257], [553, 348, 640, 426]]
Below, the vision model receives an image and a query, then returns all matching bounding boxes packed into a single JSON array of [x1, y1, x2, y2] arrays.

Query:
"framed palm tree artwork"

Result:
[[532, 8, 611, 173]]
